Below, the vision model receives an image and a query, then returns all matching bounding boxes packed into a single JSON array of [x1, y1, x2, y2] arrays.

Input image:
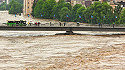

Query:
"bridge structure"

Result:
[[0, 26, 125, 35]]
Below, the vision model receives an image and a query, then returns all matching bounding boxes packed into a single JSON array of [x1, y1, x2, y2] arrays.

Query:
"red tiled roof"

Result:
[[115, 0, 125, 2]]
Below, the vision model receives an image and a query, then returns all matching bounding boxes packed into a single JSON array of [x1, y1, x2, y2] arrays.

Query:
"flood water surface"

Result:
[[0, 11, 125, 70], [0, 31, 125, 70]]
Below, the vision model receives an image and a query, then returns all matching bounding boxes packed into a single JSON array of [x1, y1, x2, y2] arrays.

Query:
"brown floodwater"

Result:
[[0, 11, 125, 70], [0, 31, 124, 70]]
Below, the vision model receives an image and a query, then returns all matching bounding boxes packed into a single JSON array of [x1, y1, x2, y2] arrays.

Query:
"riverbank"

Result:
[[0, 11, 59, 25], [0, 11, 88, 26], [1, 11, 125, 28]]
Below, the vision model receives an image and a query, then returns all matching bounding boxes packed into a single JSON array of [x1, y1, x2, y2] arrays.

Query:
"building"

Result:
[[0, 0, 9, 5], [0, 0, 5, 5], [85, 1, 92, 7], [6, 0, 9, 4], [118, 1, 125, 8], [115, 0, 125, 2], [23, 0, 34, 16], [116, 0, 125, 8], [110, 0, 125, 9], [0, 0, 2, 4], [66, 0, 108, 7]]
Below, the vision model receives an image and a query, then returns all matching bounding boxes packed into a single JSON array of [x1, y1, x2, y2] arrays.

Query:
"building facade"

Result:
[[23, 0, 34, 16], [66, 0, 108, 6], [109, 0, 125, 9], [6, 0, 9, 4], [0, 0, 9, 5], [0, 0, 5, 4]]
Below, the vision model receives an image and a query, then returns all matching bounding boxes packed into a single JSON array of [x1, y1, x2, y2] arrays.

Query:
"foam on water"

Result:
[[77, 31, 125, 35], [0, 31, 58, 37], [0, 31, 125, 37]]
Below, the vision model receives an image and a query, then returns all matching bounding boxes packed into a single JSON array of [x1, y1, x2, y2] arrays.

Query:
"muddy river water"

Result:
[[0, 11, 125, 70]]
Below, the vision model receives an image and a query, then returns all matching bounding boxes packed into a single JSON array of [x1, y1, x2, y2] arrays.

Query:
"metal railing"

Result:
[[2, 22, 125, 28]]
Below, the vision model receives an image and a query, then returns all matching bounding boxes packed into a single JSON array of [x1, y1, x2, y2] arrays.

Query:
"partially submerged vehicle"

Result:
[[4, 20, 27, 26]]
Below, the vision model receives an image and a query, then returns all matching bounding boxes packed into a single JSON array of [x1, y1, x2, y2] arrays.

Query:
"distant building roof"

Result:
[[0, 0, 5, 2], [115, 0, 125, 2], [117, 1, 125, 7], [85, 1, 92, 7]]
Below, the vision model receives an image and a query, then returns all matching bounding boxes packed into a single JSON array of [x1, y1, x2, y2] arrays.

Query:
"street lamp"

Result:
[[91, 15, 93, 24], [28, 14, 29, 17], [41, 14, 43, 17], [66, 14, 68, 22], [103, 16, 105, 24], [54, 14, 55, 19], [15, 14, 16, 17], [79, 15, 81, 19]]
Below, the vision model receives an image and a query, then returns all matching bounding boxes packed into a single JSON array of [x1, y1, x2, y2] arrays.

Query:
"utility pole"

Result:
[[6, 0, 9, 4]]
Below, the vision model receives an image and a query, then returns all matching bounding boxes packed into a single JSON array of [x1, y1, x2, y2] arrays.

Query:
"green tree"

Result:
[[72, 4, 82, 21], [76, 6, 86, 22], [0, 2, 7, 10], [9, 0, 23, 14], [9, 0, 23, 4], [51, 0, 65, 19], [118, 9, 125, 24], [31, 0, 117, 24], [51, 4, 59, 19], [42, 0, 56, 19], [59, 7, 71, 21], [83, 2, 113, 24], [72, 4, 82, 13], [64, 3, 72, 10], [101, 2, 113, 24], [114, 5, 123, 24], [58, 0, 65, 4], [9, 6, 15, 14], [114, 5, 123, 17], [83, 2, 102, 24], [34, 0, 44, 18], [31, 0, 37, 17]]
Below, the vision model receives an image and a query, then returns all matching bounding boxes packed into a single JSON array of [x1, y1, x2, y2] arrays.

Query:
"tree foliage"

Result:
[[83, 2, 114, 24], [32, 1, 124, 24], [114, 5, 123, 17], [76, 6, 86, 22], [9, 0, 23, 4], [118, 9, 125, 24], [42, 0, 56, 19], [34, 0, 44, 18], [0, 2, 7, 10], [72, 4, 82, 21], [0, 0, 23, 13], [51, 0, 65, 19], [0, 2, 10, 10], [31, 0, 37, 17], [59, 7, 71, 21], [63, 3, 72, 10], [9, 0, 23, 14]]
